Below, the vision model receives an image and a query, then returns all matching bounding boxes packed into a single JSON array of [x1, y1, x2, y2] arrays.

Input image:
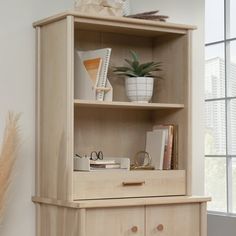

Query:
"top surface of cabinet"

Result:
[[33, 10, 196, 36]]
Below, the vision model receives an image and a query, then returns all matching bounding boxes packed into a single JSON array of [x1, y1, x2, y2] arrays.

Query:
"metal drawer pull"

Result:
[[122, 181, 145, 186], [157, 224, 164, 231], [131, 226, 138, 233]]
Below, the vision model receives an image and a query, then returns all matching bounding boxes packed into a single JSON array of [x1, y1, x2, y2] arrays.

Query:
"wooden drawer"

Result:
[[73, 170, 186, 200], [146, 204, 200, 236], [86, 207, 145, 236]]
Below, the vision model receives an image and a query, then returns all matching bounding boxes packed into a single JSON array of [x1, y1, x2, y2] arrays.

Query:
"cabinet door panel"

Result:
[[86, 207, 144, 236], [146, 204, 200, 236]]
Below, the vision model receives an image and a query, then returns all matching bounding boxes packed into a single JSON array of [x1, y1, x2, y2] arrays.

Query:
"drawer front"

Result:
[[73, 170, 186, 200], [86, 207, 144, 236], [146, 204, 200, 236]]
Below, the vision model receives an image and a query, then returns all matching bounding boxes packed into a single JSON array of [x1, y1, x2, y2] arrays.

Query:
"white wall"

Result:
[[130, 0, 205, 195], [0, 1, 73, 235], [0, 1, 205, 235]]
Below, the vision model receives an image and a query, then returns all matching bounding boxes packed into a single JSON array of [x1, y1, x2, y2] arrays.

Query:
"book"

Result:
[[145, 130, 166, 170], [171, 125, 178, 170], [90, 160, 116, 165], [83, 58, 103, 85], [77, 48, 112, 101], [154, 125, 174, 170], [90, 163, 121, 169]]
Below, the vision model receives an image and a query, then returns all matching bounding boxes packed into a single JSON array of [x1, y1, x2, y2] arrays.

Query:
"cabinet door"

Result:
[[86, 207, 145, 236], [146, 204, 200, 236]]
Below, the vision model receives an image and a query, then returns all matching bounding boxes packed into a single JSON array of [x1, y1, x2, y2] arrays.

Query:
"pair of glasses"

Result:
[[90, 151, 104, 161]]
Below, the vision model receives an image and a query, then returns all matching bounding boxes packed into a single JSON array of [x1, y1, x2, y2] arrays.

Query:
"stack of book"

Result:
[[145, 124, 178, 170], [73, 157, 130, 171], [90, 159, 121, 170]]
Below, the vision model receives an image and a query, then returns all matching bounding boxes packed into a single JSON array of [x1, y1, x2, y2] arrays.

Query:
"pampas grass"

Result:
[[0, 112, 20, 221]]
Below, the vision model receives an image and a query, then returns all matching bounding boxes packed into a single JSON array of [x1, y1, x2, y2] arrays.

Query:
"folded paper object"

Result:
[[74, 0, 125, 16]]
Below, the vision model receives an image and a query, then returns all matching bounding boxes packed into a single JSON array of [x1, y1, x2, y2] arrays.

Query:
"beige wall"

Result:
[[0, 1, 205, 235]]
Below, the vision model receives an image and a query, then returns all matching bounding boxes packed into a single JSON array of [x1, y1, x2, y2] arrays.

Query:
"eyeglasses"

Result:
[[75, 151, 104, 161], [90, 151, 103, 161]]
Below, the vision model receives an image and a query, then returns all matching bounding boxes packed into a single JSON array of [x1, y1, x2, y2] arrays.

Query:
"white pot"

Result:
[[125, 77, 154, 103]]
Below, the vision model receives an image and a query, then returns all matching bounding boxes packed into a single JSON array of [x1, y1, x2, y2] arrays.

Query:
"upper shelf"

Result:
[[74, 99, 184, 110], [33, 11, 197, 36]]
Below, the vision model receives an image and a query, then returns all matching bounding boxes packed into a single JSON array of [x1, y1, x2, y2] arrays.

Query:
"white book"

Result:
[[145, 130, 166, 170], [77, 48, 112, 101], [90, 160, 116, 165]]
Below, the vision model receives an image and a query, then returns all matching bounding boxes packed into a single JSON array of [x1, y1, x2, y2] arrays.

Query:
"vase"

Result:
[[125, 77, 154, 103]]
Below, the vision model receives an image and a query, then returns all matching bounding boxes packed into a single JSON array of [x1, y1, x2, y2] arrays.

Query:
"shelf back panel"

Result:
[[75, 30, 153, 102], [74, 108, 153, 160], [74, 29, 189, 104], [152, 34, 189, 104], [74, 107, 188, 171]]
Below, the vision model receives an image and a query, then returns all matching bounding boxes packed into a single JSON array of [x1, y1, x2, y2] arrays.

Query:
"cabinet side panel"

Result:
[[37, 18, 73, 200], [37, 204, 79, 236], [36, 27, 41, 197], [152, 34, 188, 104], [200, 202, 207, 236], [152, 32, 192, 195]]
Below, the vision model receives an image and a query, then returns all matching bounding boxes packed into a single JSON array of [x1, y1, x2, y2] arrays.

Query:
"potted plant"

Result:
[[113, 50, 162, 103]]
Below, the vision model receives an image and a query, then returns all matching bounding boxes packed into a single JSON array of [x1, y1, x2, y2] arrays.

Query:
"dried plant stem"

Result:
[[0, 112, 20, 222]]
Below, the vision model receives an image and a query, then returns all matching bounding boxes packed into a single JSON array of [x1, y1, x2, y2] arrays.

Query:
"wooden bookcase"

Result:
[[33, 11, 210, 236]]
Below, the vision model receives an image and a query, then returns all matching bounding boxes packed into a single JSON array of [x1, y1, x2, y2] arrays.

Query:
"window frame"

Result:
[[205, 0, 236, 215]]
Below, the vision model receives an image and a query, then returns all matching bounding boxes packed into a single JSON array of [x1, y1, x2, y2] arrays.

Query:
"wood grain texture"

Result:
[[86, 207, 145, 236], [152, 34, 188, 104], [33, 12, 207, 236], [35, 26, 41, 196], [146, 203, 200, 236], [35, 201, 208, 236], [33, 11, 196, 32], [186, 30, 193, 195], [32, 196, 211, 209], [36, 204, 41, 236], [74, 107, 152, 159], [151, 32, 193, 194], [37, 203, 79, 236], [200, 202, 207, 236], [37, 17, 74, 201], [73, 170, 186, 200], [74, 99, 184, 109]]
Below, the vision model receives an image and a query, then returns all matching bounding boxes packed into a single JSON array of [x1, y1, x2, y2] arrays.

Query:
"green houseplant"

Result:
[[113, 50, 162, 103]]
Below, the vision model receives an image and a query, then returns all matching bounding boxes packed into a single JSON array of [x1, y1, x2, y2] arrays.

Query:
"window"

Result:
[[205, 0, 236, 214]]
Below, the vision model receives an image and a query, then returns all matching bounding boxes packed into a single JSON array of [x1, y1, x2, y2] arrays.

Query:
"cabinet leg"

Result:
[[200, 202, 207, 236], [78, 209, 86, 236]]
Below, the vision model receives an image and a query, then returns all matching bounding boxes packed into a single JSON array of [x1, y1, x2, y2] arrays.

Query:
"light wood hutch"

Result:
[[33, 11, 210, 236]]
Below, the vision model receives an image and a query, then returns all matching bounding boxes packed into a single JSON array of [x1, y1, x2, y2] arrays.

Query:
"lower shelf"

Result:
[[73, 170, 186, 200]]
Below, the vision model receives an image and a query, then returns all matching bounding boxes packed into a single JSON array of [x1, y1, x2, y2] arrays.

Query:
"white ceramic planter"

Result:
[[125, 77, 154, 103]]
